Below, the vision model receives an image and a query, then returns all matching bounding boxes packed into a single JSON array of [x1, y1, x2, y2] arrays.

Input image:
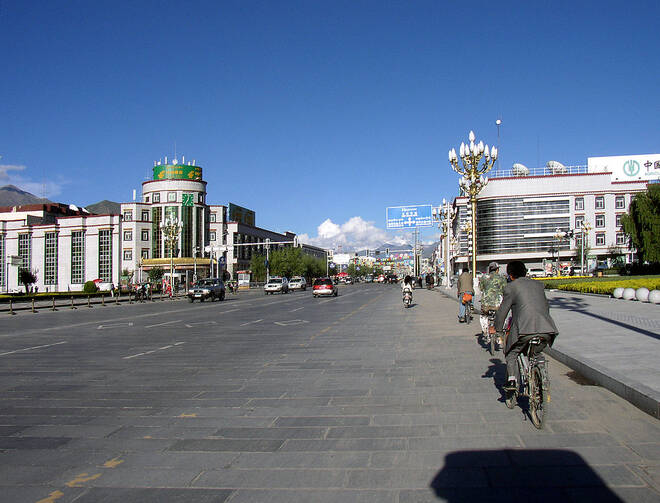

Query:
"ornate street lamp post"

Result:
[[432, 199, 457, 288], [160, 216, 183, 295], [449, 131, 498, 279], [579, 220, 592, 275]]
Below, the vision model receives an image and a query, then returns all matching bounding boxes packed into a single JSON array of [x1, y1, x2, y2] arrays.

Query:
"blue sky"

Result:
[[2, 0, 659, 249]]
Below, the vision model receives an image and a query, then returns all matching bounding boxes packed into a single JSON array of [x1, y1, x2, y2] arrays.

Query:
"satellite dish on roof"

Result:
[[512, 163, 529, 176], [546, 160, 567, 174]]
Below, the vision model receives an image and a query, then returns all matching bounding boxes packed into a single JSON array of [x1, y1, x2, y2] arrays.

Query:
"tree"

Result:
[[18, 269, 37, 294], [148, 266, 164, 284], [607, 243, 625, 266], [621, 184, 660, 263], [250, 253, 267, 282]]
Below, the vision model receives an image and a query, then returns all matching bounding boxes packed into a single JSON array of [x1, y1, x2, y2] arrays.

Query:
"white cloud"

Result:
[[299, 216, 413, 251], [0, 164, 65, 198]]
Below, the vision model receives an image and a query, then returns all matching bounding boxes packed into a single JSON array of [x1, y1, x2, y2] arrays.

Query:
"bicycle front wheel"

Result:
[[528, 366, 547, 429]]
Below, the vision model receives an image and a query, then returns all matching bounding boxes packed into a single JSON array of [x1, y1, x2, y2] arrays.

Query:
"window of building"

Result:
[[575, 215, 585, 229], [616, 214, 623, 227], [595, 232, 605, 246], [144, 196, 150, 203], [123, 249, 132, 261], [167, 192, 176, 202], [575, 197, 584, 210], [142, 210, 150, 221], [152, 207, 162, 259], [44, 232, 58, 285], [99, 229, 112, 282], [141, 230, 149, 241], [615, 195, 625, 209], [209, 212, 216, 223], [210, 231, 216, 241], [153, 192, 160, 203], [141, 249, 149, 259], [123, 211, 133, 221], [595, 214, 605, 228], [71, 230, 85, 284], [198, 193, 204, 203], [616, 232, 627, 246], [18, 233, 31, 272], [123, 230, 132, 241], [595, 196, 605, 209]]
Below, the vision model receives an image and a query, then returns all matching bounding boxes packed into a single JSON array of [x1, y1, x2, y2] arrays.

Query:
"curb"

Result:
[[545, 346, 660, 420], [434, 286, 660, 420]]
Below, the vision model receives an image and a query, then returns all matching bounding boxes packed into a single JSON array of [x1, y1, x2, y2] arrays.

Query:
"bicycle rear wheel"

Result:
[[528, 366, 547, 429]]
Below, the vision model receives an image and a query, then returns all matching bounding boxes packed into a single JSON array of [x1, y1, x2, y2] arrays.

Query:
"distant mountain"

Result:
[[0, 185, 50, 207], [85, 200, 121, 215]]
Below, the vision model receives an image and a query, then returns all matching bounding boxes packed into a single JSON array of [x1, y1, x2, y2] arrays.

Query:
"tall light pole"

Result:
[[579, 220, 592, 275], [449, 131, 497, 279], [432, 199, 456, 288], [495, 119, 502, 173], [160, 216, 183, 294]]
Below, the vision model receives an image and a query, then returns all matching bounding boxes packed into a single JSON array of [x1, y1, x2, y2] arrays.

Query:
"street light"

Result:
[[449, 131, 498, 279], [160, 216, 183, 295], [432, 198, 456, 288], [495, 119, 502, 173], [578, 220, 592, 275]]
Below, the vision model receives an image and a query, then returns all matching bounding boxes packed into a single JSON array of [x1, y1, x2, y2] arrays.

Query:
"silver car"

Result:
[[264, 277, 289, 294], [289, 277, 307, 291]]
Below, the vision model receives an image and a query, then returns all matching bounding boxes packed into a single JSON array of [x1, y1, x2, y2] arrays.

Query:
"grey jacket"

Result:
[[494, 277, 558, 354]]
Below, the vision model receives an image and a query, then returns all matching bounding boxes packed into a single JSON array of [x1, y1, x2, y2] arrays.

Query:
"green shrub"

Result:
[[541, 276, 660, 295], [83, 281, 98, 294]]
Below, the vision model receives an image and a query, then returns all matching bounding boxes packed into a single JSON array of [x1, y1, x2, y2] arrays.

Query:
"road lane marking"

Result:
[[36, 490, 64, 503], [185, 321, 218, 328], [290, 307, 304, 312], [123, 341, 186, 359], [103, 456, 124, 468], [97, 322, 133, 330], [65, 472, 102, 487], [0, 341, 67, 357], [275, 319, 308, 326], [240, 319, 263, 326], [145, 320, 181, 328]]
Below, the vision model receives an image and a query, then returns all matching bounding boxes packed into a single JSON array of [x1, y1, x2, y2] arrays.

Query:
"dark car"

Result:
[[313, 277, 338, 298], [187, 278, 226, 302]]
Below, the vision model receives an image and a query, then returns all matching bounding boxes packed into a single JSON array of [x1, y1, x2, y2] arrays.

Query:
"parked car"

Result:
[[289, 277, 307, 291], [313, 277, 338, 297], [527, 268, 546, 278], [187, 278, 226, 302], [264, 277, 289, 294]]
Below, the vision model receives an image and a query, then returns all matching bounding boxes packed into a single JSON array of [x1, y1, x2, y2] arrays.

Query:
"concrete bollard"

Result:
[[52, 296, 57, 311], [32, 298, 36, 313], [9, 299, 15, 315], [102, 294, 105, 306], [115, 293, 119, 305], [87, 295, 92, 308], [71, 296, 77, 309]]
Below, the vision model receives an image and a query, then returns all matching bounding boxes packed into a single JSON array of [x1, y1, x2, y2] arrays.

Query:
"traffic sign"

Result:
[[386, 205, 433, 229]]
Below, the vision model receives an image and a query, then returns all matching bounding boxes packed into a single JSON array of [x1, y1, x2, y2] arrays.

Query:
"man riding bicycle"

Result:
[[494, 261, 558, 391], [457, 267, 473, 323], [479, 262, 506, 344]]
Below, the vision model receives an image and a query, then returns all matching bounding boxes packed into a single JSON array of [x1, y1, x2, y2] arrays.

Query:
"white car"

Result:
[[264, 277, 289, 294], [527, 268, 546, 278], [289, 277, 307, 291]]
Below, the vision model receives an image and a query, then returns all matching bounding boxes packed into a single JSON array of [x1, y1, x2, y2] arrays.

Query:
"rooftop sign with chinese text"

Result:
[[386, 204, 433, 229]]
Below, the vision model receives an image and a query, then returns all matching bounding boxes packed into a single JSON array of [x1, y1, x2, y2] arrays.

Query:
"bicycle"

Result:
[[483, 309, 500, 355], [461, 292, 473, 324], [504, 335, 551, 429]]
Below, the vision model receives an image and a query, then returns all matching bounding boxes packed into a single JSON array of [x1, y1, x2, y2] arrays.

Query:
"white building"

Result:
[[0, 203, 121, 292], [447, 154, 658, 274]]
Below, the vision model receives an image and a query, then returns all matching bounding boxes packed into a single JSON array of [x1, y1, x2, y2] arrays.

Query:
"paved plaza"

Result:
[[0, 284, 659, 502]]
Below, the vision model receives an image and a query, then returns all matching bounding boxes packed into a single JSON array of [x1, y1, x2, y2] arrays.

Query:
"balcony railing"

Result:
[[489, 165, 588, 178]]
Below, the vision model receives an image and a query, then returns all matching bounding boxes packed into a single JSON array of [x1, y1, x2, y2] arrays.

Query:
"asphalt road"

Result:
[[0, 284, 659, 502]]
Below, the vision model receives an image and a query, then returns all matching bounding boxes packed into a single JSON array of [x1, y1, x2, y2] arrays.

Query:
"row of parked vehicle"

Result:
[[264, 277, 339, 297]]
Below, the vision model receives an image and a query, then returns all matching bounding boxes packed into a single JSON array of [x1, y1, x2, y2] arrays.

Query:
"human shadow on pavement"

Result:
[[548, 295, 660, 341], [482, 358, 509, 402], [429, 449, 624, 502]]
